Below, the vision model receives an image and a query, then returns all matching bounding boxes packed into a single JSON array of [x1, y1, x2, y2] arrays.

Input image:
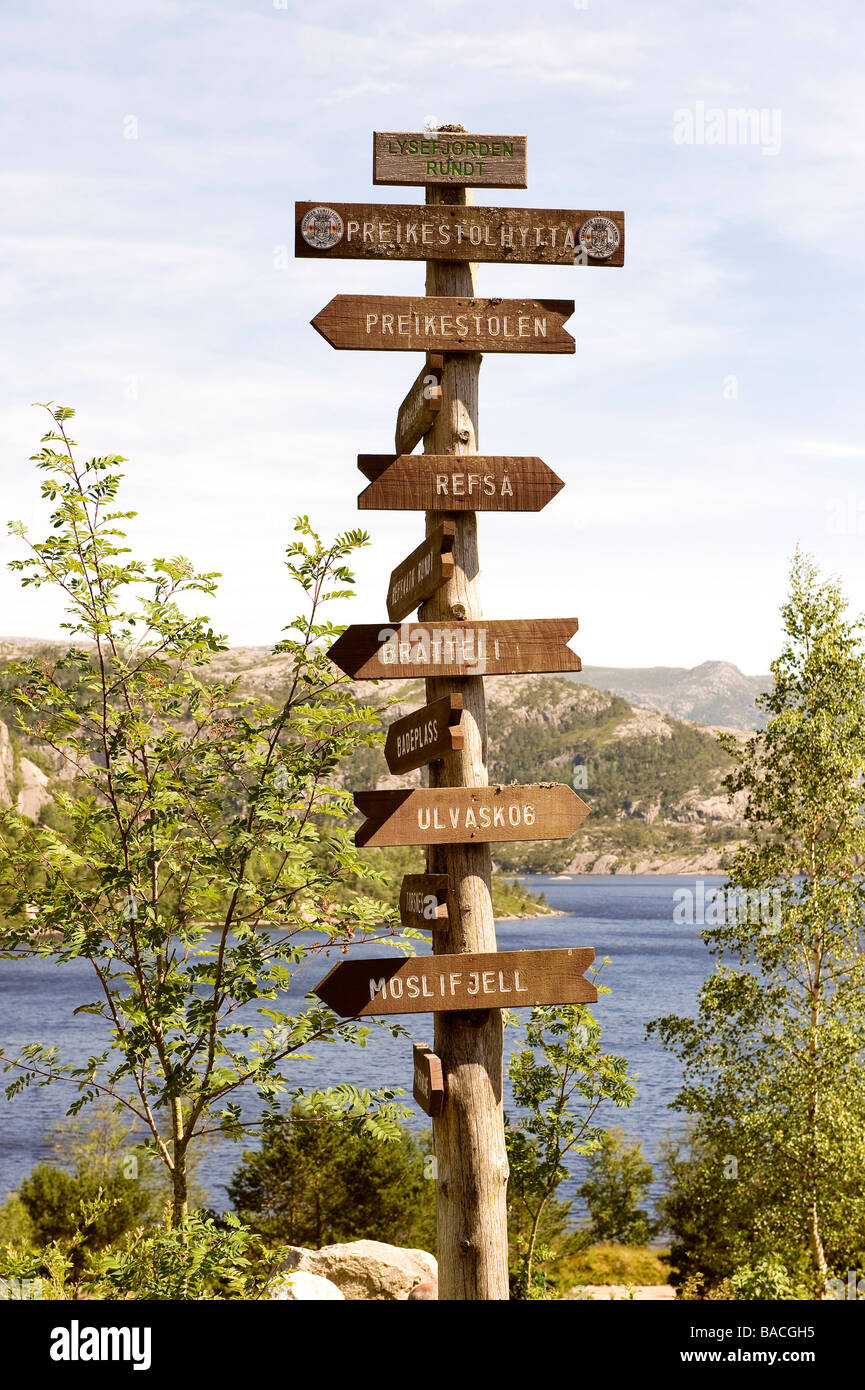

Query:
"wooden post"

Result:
[[420, 179, 511, 1301]]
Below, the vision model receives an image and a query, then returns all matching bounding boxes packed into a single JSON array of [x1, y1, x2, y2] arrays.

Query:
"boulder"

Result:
[[270, 1270, 344, 1301], [283, 1240, 438, 1301]]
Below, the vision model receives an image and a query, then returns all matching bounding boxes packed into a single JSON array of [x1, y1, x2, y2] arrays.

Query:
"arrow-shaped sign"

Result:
[[328, 619, 580, 681], [400, 873, 450, 931], [395, 353, 443, 456], [387, 522, 455, 622], [314, 946, 597, 1017], [353, 783, 590, 848], [358, 455, 564, 513], [310, 296, 575, 355], [413, 1043, 445, 1116], [385, 694, 464, 775]]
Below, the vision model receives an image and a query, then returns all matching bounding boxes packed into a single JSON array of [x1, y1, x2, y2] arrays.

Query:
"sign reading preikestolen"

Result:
[[395, 353, 443, 456], [313, 946, 597, 1017], [311, 296, 575, 354], [358, 455, 564, 513], [387, 522, 455, 622], [354, 784, 590, 849], [400, 873, 450, 931], [413, 1043, 445, 1116], [296, 201, 624, 266], [385, 693, 464, 775], [373, 132, 528, 188], [328, 619, 580, 680]]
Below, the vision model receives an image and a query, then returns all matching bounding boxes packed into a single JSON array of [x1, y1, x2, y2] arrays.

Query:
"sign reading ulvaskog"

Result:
[[373, 131, 527, 188]]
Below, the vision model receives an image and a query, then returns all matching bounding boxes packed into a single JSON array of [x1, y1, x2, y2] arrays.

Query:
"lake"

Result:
[[0, 875, 716, 1218]]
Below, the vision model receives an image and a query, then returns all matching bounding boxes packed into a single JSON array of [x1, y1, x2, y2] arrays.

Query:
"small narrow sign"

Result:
[[385, 693, 464, 775], [295, 201, 624, 266], [413, 1043, 445, 1116], [358, 455, 564, 513], [395, 353, 443, 456], [313, 947, 597, 1017], [400, 873, 450, 931], [328, 619, 580, 680], [354, 784, 591, 849], [387, 522, 455, 623], [373, 132, 527, 189], [310, 296, 575, 355]]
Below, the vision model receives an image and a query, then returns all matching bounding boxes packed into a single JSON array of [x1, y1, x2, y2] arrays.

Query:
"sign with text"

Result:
[[359, 455, 564, 513], [395, 353, 443, 456], [413, 1043, 445, 1116], [311, 296, 575, 354], [314, 947, 597, 1017], [296, 201, 624, 266], [373, 132, 527, 188], [328, 618, 580, 680], [354, 783, 591, 848], [385, 693, 464, 775], [387, 522, 455, 622], [400, 873, 450, 931]]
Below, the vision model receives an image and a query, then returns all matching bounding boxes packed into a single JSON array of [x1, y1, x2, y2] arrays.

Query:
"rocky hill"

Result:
[[571, 661, 769, 731], [0, 642, 751, 875]]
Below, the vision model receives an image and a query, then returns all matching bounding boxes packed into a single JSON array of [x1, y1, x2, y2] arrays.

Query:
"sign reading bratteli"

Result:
[[413, 1043, 445, 1116], [387, 522, 455, 622], [314, 946, 597, 1017], [373, 132, 527, 189], [385, 693, 464, 775], [328, 619, 580, 680], [354, 784, 590, 848], [395, 353, 443, 457], [296, 201, 624, 266], [311, 296, 575, 354], [359, 455, 564, 513], [400, 873, 450, 930]]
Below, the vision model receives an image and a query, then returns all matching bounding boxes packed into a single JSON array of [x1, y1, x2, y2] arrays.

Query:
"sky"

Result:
[[0, 0, 863, 673]]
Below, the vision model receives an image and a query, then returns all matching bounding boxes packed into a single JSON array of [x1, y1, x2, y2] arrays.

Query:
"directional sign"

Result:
[[310, 296, 575, 355], [395, 353, 443, 456], [314, 946, 597, 1017], [400, 874, 450, 931], [387, 522, 455, 622], [359, 455, 564, 514], [328, 619, 580, 681], [373, 132, 527, 189], [354, 784, 590, 849], [385, 694, 464, 775], [413, 1043, 445, 1116], [295, 202, 625, 267]]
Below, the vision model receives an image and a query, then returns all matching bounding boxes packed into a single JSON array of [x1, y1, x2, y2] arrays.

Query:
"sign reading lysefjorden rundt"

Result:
[[353, 784, 590, 849], [311, 296, 575, 354], [314, 947, 597, 1018], [373, 132, 527, 188]]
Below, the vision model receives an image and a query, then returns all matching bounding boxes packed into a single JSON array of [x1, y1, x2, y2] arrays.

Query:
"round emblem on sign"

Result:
[[578, 215, 620, 261], [301, 206, 344, 250]]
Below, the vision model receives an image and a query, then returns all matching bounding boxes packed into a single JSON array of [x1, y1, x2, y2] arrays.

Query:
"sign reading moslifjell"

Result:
[[311, 296, 575, 354], [373, 131, 527, 188]]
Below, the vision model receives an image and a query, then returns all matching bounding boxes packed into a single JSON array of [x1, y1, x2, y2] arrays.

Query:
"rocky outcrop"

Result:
[[15, 757, 51, 821], [0, 720, 14, 806], [270, 1270, 345, 1301], [277, 1240, 438, 1301]]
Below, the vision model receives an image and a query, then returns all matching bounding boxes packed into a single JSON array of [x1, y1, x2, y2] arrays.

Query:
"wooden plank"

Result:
[[400, 873, 450, 930], [387, 522, 455, 623], [314, 947, 597, 1017], [373, 132, 527, 189], [395, 354, 443, 456], [413, 1043, 445, 1116], [354, 784, 591, 849], [328, 618, 580, 680], [310, 296, 575, 355], [359, 455, 564, 514], [295, 201, 624, 266], [385, 694, 464, 775]]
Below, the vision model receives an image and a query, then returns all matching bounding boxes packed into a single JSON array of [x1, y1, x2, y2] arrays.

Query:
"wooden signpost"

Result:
[[413, 1044, 445, 1117], [299, 125, 623, 1301], [296, 201, 624, 266], [314, 947, 597, 1017], [359, 454, 564, 513], [310, 295, 575, 354], [387, 521, 455, 621], [328, 618, 580, 680], [385, 693, 464, 775]]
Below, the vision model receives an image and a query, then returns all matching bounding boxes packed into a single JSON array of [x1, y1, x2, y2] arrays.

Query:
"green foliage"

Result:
[[228, 1109, 436, 1251], [650, 551, 865, 1296], [100, 1210, 286, 1300], [505, 982, 638, 1298], [0, 406, 414, 1225], [17, 1164, 152, 1274], [577, 1127, 657, 1245]]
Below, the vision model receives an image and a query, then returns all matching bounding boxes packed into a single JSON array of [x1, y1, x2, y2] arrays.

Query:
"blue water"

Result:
[[0, 876, 714, 1217]]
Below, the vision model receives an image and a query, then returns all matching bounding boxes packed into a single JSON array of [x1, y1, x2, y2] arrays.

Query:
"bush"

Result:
[[577, 1127, 657, 1245]]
